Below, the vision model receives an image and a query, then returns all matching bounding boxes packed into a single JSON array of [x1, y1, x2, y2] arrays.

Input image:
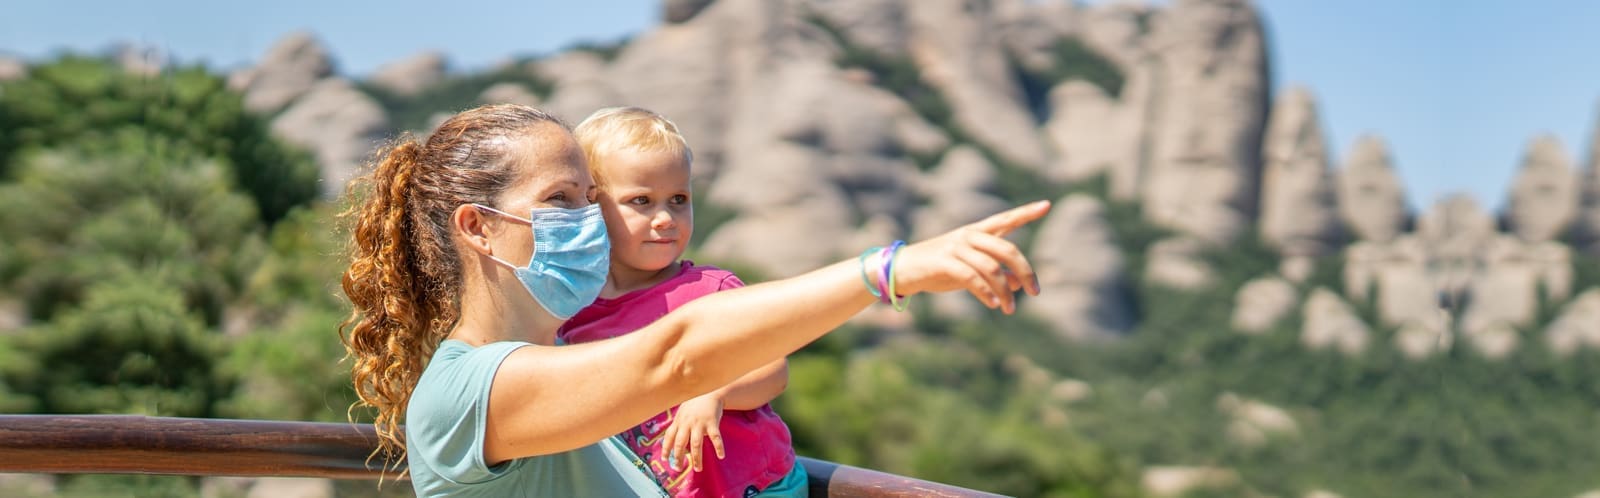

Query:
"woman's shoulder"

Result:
[[427, 340, 529, 372], [409, 340, 530, 417]]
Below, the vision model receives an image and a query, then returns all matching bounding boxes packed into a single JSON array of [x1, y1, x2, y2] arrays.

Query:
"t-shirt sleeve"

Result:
[[406, 341, 528, 485], [715, 272, 746, 291]]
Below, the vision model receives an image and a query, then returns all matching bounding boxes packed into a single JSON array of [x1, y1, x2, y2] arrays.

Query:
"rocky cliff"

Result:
[[213, 0, 1600, 358]]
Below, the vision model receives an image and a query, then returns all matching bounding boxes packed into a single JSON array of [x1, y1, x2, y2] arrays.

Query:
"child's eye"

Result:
[[630, 196, 650, 206], [670, 195, 689, 205]]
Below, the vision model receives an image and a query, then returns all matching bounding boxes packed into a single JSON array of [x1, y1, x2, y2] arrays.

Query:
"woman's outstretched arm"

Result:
[[482, 201, 1051, 462]]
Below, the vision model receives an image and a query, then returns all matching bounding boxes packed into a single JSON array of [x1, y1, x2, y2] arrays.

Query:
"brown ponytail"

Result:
[[338, 105, 566, 467]]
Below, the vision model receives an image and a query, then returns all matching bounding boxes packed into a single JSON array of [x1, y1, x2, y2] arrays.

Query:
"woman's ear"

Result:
[[453, 204, 495, 257]]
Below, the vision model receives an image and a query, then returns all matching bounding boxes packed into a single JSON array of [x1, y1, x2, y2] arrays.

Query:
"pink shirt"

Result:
[[558, 261, 797, 498]]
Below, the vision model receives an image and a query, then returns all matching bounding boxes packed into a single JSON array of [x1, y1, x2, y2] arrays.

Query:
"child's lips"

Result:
[[646, 238, 676, 244]]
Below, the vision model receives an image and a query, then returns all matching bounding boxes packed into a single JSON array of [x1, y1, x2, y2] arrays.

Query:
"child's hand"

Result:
[[661, 393, 726, 472]]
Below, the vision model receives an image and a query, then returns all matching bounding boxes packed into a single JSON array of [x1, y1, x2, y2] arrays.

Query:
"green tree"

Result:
[[3, 275, 231, 416], [783, 337, 1140, 498], [218, 205, 359, 422], [0, 56, 318, 224], [0, 131, 264, 324]]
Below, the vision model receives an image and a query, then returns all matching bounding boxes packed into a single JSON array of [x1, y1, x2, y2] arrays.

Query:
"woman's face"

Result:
[[484, 123, 598, 269]]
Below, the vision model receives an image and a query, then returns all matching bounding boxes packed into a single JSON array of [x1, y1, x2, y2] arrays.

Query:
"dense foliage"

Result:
[[0, 59, 342, 496], [0, 57, 318, 224]]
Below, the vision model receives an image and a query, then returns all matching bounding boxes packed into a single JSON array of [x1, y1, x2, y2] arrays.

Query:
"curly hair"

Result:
[[339, 104, 566, 467]]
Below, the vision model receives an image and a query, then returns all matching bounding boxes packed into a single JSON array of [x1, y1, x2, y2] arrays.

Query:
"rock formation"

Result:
[[367, 51, 447, 97], [208, 0, 1600, 363], [1024, 194, 1135, 340], [477, 82, 541, 107], [1145, 236, 1214, 289], [1505, 135, 1578, 243], [113, 43, 164, 76], [1337, 135, 1408, 243], [229, 31, 335, 115], [1231, 276, 1297, 334], [903, 0, 1047, 169], [1138, 0, 1270, 243], [1259, 87, 1341, 270], [269, 79, 389, 197], [1044, 78, 1145, 194], [1141, 466, 1239, 497], [1300, 288, 1370, 356], [911, 146, 1007, 241], [1217, 392, 1298, 447], [1571, 103, 1600, 251], [1546, 289, 1600, 356], [665, 0, 718, 23], [0, 55, 25, 81]]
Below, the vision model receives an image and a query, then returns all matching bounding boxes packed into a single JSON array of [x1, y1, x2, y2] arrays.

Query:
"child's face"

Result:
[[596, 148, 693, 274]]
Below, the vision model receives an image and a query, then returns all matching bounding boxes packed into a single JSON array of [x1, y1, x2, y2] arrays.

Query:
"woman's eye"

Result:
[[547, 192, 567, 202]]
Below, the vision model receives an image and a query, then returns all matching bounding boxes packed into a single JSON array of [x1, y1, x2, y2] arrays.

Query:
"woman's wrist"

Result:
[[857, 242, 912, 307]]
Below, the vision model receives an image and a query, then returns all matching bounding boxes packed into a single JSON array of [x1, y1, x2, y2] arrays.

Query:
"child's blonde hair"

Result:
[[573, 106, 693, 187]]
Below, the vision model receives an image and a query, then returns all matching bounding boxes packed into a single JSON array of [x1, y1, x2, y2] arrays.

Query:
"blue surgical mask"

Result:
[[473, 203, 610, 319]]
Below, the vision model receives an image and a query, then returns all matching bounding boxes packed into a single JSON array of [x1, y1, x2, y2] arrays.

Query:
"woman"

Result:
[[341, 104, 1049, 497]]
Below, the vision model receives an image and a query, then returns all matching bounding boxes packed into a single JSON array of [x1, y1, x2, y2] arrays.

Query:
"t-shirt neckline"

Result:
[[596, 260, 696, 305]]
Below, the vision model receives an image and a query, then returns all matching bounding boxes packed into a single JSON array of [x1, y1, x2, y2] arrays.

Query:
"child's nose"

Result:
[[652, 211, 676, 230]]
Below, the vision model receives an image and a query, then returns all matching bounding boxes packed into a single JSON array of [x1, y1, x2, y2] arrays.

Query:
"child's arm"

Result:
[[709, 358, 787, 410], [702, 273, 790, 410], [658, 358, 788, 471]]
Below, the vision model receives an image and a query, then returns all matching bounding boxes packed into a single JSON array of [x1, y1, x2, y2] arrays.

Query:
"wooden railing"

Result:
[[0, 415, 1004, 497]]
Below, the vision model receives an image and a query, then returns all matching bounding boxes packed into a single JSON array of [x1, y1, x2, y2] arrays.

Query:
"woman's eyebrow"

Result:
[[541, 180, 582, 191]]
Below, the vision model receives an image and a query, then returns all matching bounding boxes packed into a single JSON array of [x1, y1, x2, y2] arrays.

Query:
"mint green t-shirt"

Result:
[[406, 340, 669, 497]]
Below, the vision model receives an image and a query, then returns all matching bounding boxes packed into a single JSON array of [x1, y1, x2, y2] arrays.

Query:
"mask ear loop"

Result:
[[471, 203, 533, 225], [470, 203, 534, 269]]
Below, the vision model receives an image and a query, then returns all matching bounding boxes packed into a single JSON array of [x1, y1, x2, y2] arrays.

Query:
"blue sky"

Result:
[[1259, 0, 1600, 212], [3, 0, 1596, 213]]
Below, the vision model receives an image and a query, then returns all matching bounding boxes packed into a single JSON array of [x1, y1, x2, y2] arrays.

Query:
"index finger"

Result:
[[967, 200, 1052, 237]]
